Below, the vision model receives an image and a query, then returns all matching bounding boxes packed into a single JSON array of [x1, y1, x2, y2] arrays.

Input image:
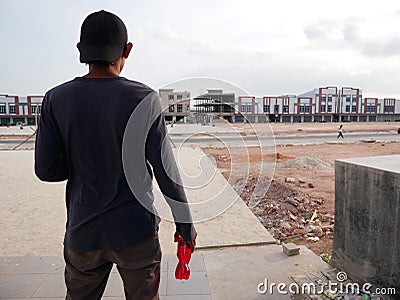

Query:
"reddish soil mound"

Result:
[[276, 152, 294, 162]]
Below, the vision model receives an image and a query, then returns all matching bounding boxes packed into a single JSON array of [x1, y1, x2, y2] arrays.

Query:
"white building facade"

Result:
[[0, 94, 43, 126], [2, 86, 399, 126], [236, 86, 400, 123], [159, 89, 190, 123]]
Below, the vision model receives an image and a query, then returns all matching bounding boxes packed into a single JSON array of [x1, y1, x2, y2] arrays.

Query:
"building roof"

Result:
[[298, 90, 315, 98]]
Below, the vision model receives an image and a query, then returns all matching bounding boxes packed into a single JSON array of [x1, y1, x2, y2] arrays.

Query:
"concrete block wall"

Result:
[[332, 155, 400, 292]]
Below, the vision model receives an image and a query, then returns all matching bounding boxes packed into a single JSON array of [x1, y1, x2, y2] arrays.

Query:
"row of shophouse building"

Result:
[[161, 86, 400, 123], [0, 94, 43, 126], [1, 86, 400, 126]]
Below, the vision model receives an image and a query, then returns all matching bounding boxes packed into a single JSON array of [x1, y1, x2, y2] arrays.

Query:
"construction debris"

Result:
[[282, 242, 300, 256], [285, 177, 296, 183], [310, 210, 318, 222], [237, 176, 335, 243]]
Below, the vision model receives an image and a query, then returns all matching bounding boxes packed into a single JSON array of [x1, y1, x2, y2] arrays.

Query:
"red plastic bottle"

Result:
[[175, 236, 192, 280]]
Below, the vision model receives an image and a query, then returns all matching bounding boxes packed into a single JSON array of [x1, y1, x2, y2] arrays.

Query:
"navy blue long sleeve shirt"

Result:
[[35, 76, 196, 252]]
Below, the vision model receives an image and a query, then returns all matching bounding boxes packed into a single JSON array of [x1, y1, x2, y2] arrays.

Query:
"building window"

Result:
[[187, 105, 190, 112], [321, 106, 326, 113], [263, 105, 269, 113], [247, 105, 252, 113], [351, 106, 357, 113], [241, 104, 246, 113], [177, 94, 183, 100], [168, 105, 174, 112], [352, 96, 357, 103], [384, 106, 394, 113], [274, 105, 279, 114], [328, 95, 332, 102], [9, 104, 16, 114], [0, 104, 5, 114], [31, 105, 42, 114], [346, 96, 351, 102], [321, 95, 326, 102], [345, 105, 350, 112], [168, 95, 174, 101], [283, 105, 289, 113], [366, 105, 376, 113], [177, 104, 182, 112], [299, 105, 310, 113], [327, 105, 332, 112]]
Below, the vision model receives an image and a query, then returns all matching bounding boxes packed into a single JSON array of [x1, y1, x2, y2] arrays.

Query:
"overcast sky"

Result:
[[2, 0, 400, 98]]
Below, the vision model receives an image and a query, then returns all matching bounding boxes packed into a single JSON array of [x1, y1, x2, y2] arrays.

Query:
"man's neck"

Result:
[[84, 64, 121, 78]]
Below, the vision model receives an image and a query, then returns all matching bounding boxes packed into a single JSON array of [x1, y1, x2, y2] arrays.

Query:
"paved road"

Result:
[[170, 132, 400, 147], [1, 132, 400, 149]]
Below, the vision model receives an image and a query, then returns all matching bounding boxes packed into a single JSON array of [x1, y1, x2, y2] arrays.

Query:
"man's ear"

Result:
[[122, 42, 133, 58], [76, 42, 81, 52]]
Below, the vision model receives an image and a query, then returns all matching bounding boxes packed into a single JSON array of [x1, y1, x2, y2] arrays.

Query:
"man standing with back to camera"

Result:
[[35, 10, 197, 300]]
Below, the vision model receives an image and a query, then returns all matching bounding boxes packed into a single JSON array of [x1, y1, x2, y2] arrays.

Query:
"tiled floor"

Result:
[[0, 254, 211, 299]]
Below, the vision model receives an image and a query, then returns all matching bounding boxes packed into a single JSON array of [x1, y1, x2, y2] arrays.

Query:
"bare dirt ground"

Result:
[[203, 140, 400, 259]]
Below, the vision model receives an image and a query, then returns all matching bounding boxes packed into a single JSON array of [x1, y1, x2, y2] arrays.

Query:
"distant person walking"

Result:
[[337, 124, 344, 139], [35, 10, 196, 300]]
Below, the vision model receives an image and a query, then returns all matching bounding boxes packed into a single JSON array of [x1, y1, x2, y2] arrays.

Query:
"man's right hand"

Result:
[[174, 232, 197, 252]]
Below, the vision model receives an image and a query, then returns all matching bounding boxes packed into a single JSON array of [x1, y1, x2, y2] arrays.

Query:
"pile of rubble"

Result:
[[275, 155, 332, 171], [237, 175, 334, 242]]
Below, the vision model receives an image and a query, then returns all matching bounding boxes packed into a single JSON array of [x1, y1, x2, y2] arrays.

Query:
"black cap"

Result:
[[79, 10, 128, 63]]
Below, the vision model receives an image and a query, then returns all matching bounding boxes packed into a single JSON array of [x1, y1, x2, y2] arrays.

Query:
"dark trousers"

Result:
[[337, 132, 344, 139], [64, 234, 161, 300]]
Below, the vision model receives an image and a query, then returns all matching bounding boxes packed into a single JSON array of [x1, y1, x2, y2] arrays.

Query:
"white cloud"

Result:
[[304, 25, 327, 41], [343, 23, 359, 43], [361, 36, 400, 57], [145, 23, 179, 41]]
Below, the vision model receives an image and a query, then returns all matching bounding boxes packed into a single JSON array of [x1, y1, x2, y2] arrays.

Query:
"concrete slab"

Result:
[[337, 154, 400, 174], [166, 272, 210, 296], [13, 256, 64, 274], [160, 272, 167, 296], [161, 296, 212, 300], [0, 257, 24, 274], [201, 245, 330, 300], [163, 254, 211, 297], [0, 274, 8, 285], [0, 254, 211, 298], [103, 272, 124, 297], [157, 146, 275, 253], [0, 273, 47, 297], [32, 273, 65, 298], [0, 151, 66, 256]]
